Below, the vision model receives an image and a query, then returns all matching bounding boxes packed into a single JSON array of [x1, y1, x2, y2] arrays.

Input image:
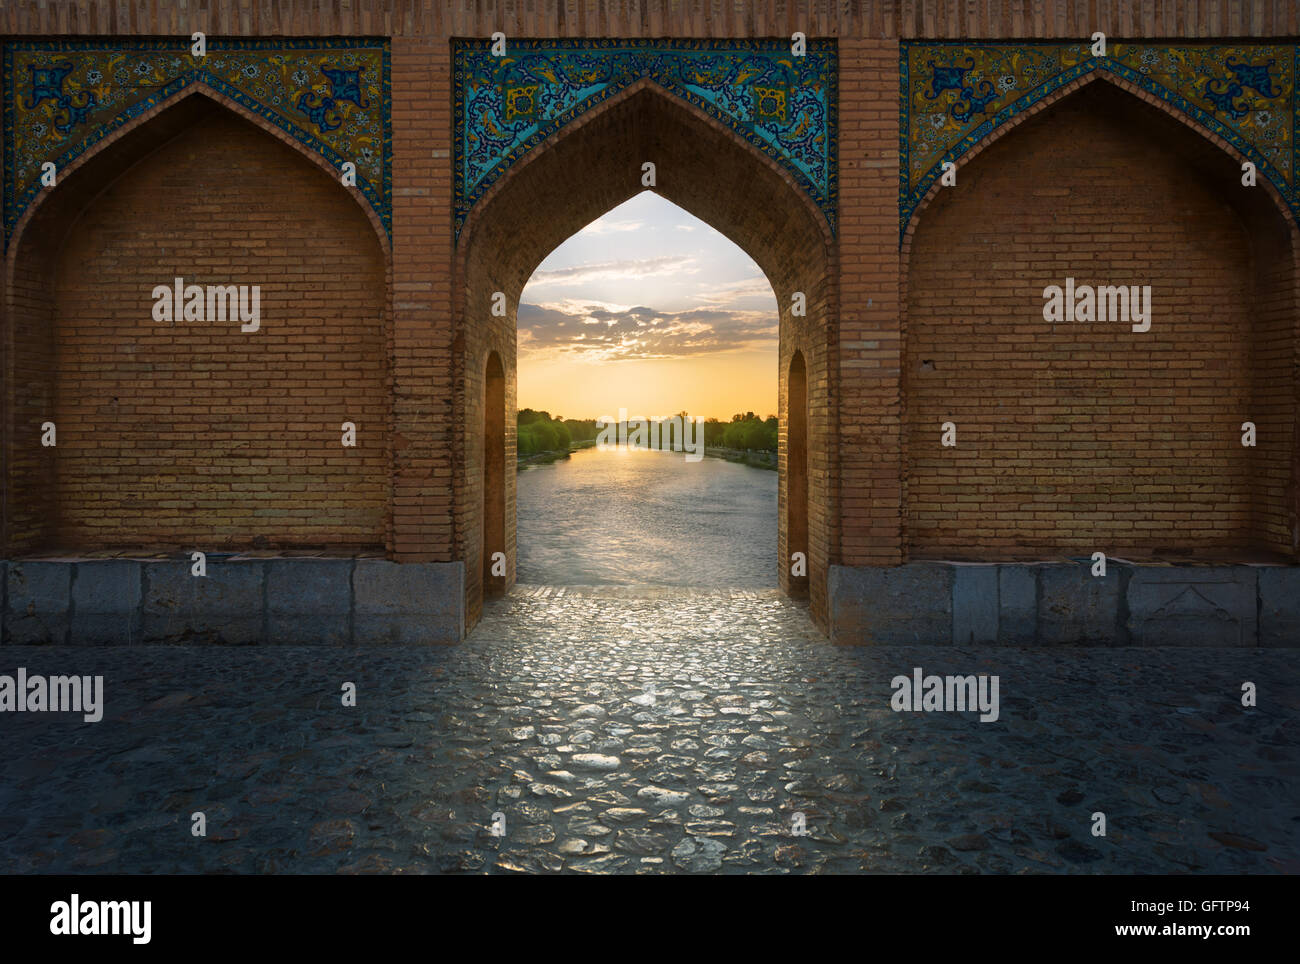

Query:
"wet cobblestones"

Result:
[[1, 586, 1296, 874]]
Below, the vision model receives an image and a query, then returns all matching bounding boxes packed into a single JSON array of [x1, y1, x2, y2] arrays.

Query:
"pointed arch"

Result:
[[2, 84, 392, 555], [453, 77, 838, 631], [901, 75, 1300, 563], [457, 76, 834, 295]]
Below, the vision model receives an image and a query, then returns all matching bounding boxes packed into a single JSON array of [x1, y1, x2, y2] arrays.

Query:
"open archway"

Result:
[[455, 79, 836, 630], [2, 90, 391, 555], [902, 77, 1299, 562], [482, 350, 507, 595], [784, 349, 809, 597]]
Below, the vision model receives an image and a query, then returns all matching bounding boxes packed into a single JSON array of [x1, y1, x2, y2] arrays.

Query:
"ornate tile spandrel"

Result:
[[901, 42, 1297, 243], [3, 38, 391, 248], [453, 38, 838, 241]]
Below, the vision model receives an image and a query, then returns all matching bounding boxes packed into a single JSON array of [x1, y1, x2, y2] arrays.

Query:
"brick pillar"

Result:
[[837, 39, 904, 567], [390, 38, 455, 564]]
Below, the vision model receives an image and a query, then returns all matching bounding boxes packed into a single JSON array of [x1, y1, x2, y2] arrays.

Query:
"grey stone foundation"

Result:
[[829, 561, 1300, 647], [1, 558, 464, 645]]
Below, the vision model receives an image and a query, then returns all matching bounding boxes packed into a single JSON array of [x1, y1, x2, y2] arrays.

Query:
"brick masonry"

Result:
[[904, 82, 1295, 560], [2, 2, 1300, 645], [47, 112, 390, 552]]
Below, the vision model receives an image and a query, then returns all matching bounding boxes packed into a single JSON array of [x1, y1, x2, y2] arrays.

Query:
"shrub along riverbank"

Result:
[[518, 438, 596, 467], [704, 445, 776, 470]]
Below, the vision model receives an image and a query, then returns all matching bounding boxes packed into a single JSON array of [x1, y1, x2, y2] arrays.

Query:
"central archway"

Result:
[[454, 79, 836, 630]]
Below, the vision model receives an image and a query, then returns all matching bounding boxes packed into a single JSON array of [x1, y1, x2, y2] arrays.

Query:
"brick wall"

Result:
[[30, 108, 389, 551], [3, 220, 57, 553], [904, 82, 1295, 559], [5, 2, 1296, 39], [1249, 210, 1300, 555]]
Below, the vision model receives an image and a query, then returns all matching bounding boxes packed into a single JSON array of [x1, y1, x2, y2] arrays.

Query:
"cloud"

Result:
[[518, 300, 776, 361], [524, 255, 697, 288], [674, 224, 696, 232], [576, 216, 646, 236], [693, 274, 777, 307]]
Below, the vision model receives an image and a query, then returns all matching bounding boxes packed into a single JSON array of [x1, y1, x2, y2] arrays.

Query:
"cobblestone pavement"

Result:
[[1, 586, 1296, 874]]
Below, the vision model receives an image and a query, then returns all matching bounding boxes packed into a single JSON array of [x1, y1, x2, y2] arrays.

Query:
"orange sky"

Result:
[[519, 349, 778, 422]]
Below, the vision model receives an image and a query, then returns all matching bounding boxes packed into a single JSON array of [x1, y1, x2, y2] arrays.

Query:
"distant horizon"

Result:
[[519, 409, 777, 423]]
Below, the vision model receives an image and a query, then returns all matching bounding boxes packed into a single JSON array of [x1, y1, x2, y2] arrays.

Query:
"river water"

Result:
[[516, 446, 777, 586]]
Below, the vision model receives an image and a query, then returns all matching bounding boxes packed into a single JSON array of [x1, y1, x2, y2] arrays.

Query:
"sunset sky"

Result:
[[517, 191, 778, 422]]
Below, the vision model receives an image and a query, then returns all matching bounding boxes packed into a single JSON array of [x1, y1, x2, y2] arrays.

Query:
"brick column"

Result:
[[390, 38, 455, 563], [837, 39, 904, 567]]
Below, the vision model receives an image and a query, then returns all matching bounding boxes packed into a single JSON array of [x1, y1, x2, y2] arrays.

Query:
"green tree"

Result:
[[704, 417, 725, 445], [517, 410, 578, 455]]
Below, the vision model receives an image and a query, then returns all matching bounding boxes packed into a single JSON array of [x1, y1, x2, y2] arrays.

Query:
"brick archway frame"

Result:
[[899, 69, 1300, 561], [453, 76, 839, 631], [1, 83, 394, 555]]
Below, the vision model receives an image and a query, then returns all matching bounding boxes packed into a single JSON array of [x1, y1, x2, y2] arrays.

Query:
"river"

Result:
[[516, 446, 777, 586]]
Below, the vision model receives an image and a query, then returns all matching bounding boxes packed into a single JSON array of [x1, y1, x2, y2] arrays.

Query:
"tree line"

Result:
[[517, 409, 777, 455]]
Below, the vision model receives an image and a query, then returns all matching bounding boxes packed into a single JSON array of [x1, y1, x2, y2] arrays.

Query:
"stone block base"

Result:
[[830, 561, 1297, 647], [3, 558, 464, 645]]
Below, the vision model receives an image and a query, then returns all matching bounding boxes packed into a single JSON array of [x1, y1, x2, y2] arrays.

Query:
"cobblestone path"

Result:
[[1, 586, 1296, 874]]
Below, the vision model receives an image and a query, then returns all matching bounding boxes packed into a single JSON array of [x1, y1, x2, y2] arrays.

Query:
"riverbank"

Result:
[[704, 445, 776, 470], [517, 438, 596, 468]]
